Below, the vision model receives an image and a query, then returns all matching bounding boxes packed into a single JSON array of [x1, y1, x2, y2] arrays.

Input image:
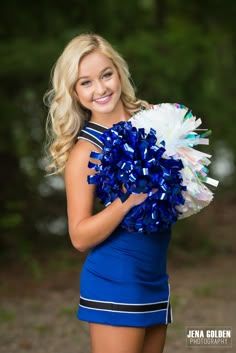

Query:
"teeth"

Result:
[[95, 95, 111, 102]]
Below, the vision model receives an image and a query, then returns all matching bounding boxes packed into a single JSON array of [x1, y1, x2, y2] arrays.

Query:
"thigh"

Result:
[[89, 322, 146, 353], [142, 324, 167, 353]]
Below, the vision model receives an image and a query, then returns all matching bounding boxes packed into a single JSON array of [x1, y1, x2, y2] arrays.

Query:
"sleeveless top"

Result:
[[77, 121, 108, 149], [77, 105, 149, 149]]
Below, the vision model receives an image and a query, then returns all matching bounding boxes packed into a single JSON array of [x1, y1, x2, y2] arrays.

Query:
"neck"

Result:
[[89, 100, 131, 128]]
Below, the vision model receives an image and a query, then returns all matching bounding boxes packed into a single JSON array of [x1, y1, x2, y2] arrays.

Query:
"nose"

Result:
[[94, 79, 107, 96]]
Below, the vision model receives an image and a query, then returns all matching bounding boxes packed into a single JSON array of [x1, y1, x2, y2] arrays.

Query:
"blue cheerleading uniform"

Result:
[[76, 119, 173, 327]]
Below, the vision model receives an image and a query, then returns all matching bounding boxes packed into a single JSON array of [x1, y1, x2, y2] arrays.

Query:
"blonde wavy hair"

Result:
[[44, 33, 149, 175]]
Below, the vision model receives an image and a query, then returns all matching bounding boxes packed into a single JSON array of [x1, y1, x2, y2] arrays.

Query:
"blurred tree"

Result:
[[0, 0, 235, 260]]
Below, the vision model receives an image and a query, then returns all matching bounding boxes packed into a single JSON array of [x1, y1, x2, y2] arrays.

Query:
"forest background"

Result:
[[0, 2, 235, 351]]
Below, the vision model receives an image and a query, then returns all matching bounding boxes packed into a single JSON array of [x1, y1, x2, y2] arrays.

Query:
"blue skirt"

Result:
[[77, 225, 173, 327]]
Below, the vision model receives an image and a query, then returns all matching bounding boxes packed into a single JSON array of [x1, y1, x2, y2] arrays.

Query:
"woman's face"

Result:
[[75, 50, 122, 116]]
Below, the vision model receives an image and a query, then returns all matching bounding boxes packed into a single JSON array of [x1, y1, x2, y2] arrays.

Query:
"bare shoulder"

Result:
[[67, 139, 101, 165], [145, 102, 155, 109], [65, 139, 101, 178], [149, 102, 160, 109]]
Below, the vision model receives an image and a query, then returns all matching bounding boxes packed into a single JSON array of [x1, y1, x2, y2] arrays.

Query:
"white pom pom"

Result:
[[129, 103, 219, 219]]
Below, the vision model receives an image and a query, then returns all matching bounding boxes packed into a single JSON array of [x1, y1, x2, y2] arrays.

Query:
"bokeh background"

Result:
[[1, 1, 235, 352]]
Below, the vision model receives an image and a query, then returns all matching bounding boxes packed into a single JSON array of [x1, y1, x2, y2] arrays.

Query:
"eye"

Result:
[[103, 71, 113, 78], [81, 80, 91, 86]]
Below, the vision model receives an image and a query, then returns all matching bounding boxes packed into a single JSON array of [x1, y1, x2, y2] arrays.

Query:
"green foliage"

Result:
[[0, 308, 16, 323], [0, 0, 235, 258]]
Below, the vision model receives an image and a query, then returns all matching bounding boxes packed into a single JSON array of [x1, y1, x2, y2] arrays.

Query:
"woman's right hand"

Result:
[[121, 184, 158, 211]]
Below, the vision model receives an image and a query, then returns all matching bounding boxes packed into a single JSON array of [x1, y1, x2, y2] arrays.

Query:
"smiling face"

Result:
[[74, 50, 122, 117]]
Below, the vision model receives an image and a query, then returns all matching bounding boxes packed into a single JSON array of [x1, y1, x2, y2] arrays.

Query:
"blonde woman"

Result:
[[45, 33, 173, 353]]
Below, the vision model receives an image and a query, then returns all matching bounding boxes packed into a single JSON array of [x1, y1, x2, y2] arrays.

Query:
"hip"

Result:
[[83, 225, 172, 281]]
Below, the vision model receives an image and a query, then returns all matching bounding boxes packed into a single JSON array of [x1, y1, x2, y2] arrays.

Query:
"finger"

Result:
[[121, 184, 127, 193], [148, 188, 158, 197]]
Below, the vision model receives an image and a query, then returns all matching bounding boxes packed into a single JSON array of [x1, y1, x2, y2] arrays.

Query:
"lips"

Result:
[[94, 93, 113, 104]]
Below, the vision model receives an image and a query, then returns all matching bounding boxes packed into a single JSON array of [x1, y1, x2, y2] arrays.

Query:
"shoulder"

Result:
[[143, 102, 155, 109], [70, 138, 98, 156], [65, 139, 101, 177], [147, 103, 165, 109]]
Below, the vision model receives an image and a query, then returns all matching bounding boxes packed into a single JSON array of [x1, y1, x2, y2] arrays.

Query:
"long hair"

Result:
[[44, 33, 149, 175]]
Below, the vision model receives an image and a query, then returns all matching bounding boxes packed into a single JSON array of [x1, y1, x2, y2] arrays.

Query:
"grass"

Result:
[[58, 305, 77, 317], [192, 283, 217, 298], [0, 308, 16, 323], [33, 323, 51, 334], [171, 293, 186, 309]]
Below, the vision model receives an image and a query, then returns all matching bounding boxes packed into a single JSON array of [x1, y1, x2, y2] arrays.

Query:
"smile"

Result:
[[94, 94, 113, 104]]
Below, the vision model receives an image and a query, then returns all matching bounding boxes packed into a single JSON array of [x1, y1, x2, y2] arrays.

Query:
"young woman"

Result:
[[45, 33, 173, 353]]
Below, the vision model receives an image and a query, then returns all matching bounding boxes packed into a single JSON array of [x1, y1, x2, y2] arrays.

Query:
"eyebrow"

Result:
[[78, 66, 113, 80]]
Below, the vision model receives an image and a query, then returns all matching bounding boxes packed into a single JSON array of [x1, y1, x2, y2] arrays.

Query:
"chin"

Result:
[[94, 104, 116, 114]]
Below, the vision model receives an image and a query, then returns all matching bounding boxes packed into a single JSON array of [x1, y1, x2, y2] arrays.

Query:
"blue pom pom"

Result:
[[88, 121, 186, 233]]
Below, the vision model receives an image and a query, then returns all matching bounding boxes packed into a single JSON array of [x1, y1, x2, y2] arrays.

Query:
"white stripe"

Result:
[[77, 136, 102, 150], [79, 304, 167, 314], [166, 283, 170, 324], [80, 295, 168, 306], [79, 130, 103, 144], [168, 281, 173, 323], [170, 303, 173, 323]]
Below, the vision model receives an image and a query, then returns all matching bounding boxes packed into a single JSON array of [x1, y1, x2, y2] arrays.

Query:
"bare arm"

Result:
[[64, 140, 148, 252]]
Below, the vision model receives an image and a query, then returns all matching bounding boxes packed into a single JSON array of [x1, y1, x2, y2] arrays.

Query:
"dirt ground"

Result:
[[0, 248, 235, 353]]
